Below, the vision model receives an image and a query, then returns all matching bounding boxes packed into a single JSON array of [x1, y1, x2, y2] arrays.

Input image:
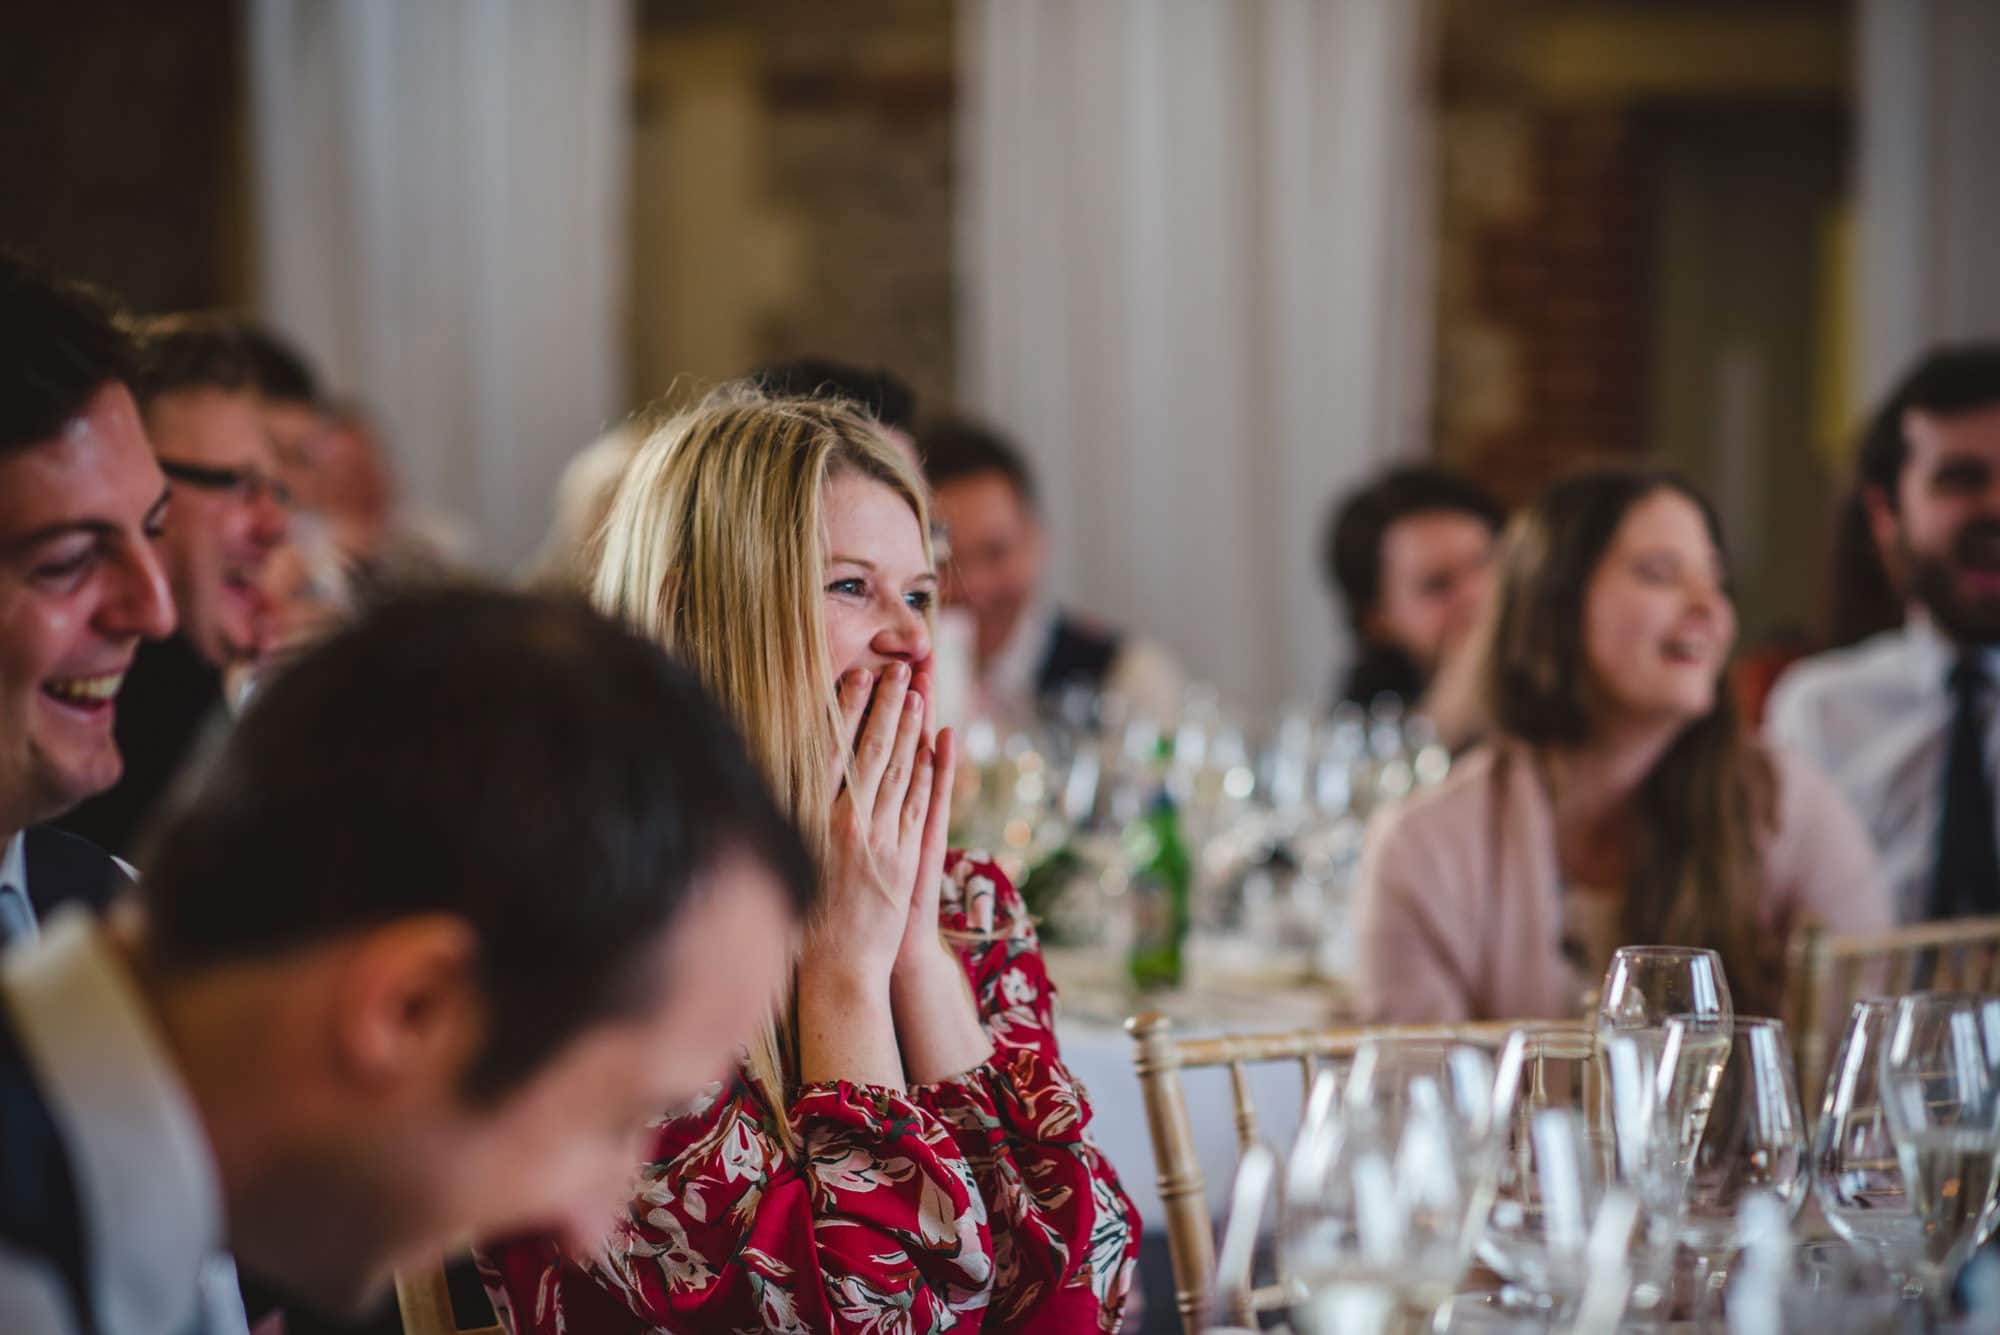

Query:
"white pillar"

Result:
[[248, 0, 632, 569], [957, 0, 1435, 715], [1857, 0, 2000, 401]]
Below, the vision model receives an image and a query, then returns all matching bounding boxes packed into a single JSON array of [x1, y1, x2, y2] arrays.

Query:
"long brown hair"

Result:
[[1487, 465, 1777, 1007]]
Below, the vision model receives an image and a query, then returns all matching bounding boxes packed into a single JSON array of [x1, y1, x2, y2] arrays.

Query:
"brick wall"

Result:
[[1437, 100, 1654, 504], [636, 0, 956, 417], [0, 0, 245, 314]]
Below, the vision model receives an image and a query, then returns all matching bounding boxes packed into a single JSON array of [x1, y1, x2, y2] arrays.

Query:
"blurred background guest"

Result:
[[1355, 466, 1887, 1023], [750, 356, 920, 467], [1768, 344, 2000, 923], [0, 255, 176, 947], [922, 417, 1183, 729], [523, 422, 641, 592], [58, 314, 290, 859], [1323, 464, 1505, 746]]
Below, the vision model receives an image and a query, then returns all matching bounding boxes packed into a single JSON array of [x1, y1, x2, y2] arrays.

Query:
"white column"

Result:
[[248, 0, 632, 569], [957, 0, 1435, 715], [1856, 0, 2000, 402]]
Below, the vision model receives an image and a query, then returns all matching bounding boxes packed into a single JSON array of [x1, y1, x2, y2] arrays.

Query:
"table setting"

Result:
[[1199, 948, 2000, 1334]]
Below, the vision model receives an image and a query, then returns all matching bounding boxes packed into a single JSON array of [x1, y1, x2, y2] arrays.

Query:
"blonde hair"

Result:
[[590, 383, 934, 1118]]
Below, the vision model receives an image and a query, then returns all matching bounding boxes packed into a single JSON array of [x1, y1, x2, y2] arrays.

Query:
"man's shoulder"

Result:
[[1767, 629, 1915, 729], [20, 828, 130, 920], [1050, 608, 1123, 651]]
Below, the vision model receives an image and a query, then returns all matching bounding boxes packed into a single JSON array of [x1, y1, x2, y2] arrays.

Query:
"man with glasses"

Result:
[[0, 254, 177, 948], [60, 314, 290, 858]]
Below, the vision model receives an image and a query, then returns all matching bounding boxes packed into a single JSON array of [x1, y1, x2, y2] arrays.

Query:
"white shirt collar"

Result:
[[1, 830, 24, 898], [1901, 607, 2000, 690], [979, 598, 1060, 723], [3, 910, 226, 1335], [0, 831, 33, 945]]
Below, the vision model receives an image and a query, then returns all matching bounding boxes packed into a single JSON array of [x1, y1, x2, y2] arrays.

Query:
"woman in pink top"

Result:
[[1353, 466, 1888, 1023]]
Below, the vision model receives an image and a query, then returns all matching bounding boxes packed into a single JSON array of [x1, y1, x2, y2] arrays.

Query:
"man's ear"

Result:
[[327, 916, 483, 1098], [1862, 482, 1902, 558]]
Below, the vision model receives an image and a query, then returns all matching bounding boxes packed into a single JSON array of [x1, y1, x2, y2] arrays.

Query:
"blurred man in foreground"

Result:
[[0, 587, 813, 1334]]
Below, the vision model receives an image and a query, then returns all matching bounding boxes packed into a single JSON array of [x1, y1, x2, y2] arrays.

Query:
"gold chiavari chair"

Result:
[[1784, 913, 2000, 1110], [395, 1259, 504, 1335], [1125, 1011, 1528, 1335]]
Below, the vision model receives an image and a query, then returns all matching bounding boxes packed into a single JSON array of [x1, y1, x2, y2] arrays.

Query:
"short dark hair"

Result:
[[1324, 465, 1505, 632], [749, 358, 915, 432], [132, 312, 259, 406], [141, 586, 816, 1102], [0, 251, 139, 454], [1858, 343, 2000, 508], [240, 324, 320, 406], [919, 417, 1039, 511]]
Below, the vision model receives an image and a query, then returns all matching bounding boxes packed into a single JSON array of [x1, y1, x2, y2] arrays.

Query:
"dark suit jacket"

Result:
[[21, 826, 130, 924]]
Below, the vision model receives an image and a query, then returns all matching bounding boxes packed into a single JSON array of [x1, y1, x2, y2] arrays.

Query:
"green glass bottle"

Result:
[[1125, 790, 1192, 990]]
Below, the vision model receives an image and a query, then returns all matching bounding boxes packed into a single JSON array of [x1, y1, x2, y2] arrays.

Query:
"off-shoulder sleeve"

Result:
[[908, 852, 1142, 1333], [480, 1074, 994, 1334]]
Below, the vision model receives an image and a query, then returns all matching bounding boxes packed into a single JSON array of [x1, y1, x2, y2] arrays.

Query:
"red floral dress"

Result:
[[479, 852, 1140, 1334]]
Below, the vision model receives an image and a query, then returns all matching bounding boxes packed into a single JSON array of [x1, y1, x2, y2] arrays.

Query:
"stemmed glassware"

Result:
[[1478, 1024, 1612, 1324], [1593, 946, 1734, 1314], [1876, 992, 2000, 1315], [1594, 947, 1735, 1210], [1675, 1016, 1808, 1321], [1280, 1038, 1513, 1334], [1813, 999, 1926, 1287]]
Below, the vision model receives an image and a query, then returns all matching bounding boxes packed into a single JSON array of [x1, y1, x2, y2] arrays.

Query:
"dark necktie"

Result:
[[1931, 653, 2000, 919]]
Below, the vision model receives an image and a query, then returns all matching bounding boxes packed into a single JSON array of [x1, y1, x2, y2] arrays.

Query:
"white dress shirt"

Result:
[[0, 831, 36, 945], [0, 910, 248, 1335], [975, 598, 1184, 729], [1765, 613, 2000, 923]]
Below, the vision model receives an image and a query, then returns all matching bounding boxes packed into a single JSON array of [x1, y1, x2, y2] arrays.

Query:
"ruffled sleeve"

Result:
[[480, 1073, 994, 1334], [907, 852, 1142, 1333]]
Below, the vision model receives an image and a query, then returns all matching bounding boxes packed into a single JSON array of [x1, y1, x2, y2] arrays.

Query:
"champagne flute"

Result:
[[1812, 999, 1925, 1285], [1877, 992, 2000, 1317], [1595, 946, 1733, 1310]]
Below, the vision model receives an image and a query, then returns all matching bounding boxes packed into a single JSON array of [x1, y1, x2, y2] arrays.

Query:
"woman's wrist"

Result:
[[797, 955, 904, 1090], [891, 942, 994, 1085]]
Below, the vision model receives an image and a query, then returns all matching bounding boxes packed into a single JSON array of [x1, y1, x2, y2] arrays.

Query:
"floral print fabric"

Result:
[[479, 853, 1140, 1334]]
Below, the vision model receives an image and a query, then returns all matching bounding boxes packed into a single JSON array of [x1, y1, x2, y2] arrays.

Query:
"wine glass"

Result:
[[1676, 1017, 1808, 1321], [1282, 1038, 1510, 1333], [1813, 999, 1926, 1286], [1877, 992, 2000, 1315], [1596, 945, 1735, 1033], [1478, 1024, 1614, 1320]]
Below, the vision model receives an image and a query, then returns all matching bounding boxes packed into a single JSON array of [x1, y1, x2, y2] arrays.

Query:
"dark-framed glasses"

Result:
[[158, 458, 294, 509]]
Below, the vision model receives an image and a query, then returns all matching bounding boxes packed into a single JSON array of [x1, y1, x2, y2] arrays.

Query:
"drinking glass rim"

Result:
[[1606, 945, 1724, 961]]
